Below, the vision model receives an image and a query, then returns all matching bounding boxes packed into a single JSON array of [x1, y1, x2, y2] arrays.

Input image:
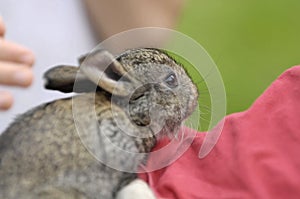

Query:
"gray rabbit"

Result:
[[0, 48, 198, 199]]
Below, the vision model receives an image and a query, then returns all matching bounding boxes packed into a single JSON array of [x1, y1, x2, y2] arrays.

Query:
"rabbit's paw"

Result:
[[116, 179, 156, 199]]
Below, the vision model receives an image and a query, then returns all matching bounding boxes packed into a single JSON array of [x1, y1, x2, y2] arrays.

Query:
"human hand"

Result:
[[0, 16, 35, 110]]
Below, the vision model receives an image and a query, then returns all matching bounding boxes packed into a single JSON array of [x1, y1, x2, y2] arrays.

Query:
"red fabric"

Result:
[[139, 65, 300, 199]]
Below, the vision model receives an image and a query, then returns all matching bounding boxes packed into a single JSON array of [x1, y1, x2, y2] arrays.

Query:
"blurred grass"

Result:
[[177, 0, 300, 116]]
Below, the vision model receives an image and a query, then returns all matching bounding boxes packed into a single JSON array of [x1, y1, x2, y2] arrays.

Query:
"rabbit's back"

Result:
[[0, 92, 138, 199], [0, 47, 199, 198]]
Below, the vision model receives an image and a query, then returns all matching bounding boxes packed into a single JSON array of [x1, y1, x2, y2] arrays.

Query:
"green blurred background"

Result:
[[177, 0, 300, 118]]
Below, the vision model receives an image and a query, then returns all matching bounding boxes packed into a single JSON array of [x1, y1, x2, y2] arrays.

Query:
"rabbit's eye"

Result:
[[165, 73, 178, 88]]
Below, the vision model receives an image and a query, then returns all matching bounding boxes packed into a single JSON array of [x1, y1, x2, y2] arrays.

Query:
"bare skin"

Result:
[[0, 16, 35, 110], [84, 0, 186, 40], [0, 0, 185, 110]]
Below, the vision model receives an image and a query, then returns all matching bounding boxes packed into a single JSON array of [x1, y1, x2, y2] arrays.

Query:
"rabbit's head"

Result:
[[44, 48, 198, 137]]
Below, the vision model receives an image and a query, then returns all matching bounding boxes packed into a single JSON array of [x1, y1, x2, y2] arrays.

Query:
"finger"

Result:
[[0, 91, 13, 110], [0, 16, 5, 37], [0, 61, 34, 87], [0, 39, 35, 65]]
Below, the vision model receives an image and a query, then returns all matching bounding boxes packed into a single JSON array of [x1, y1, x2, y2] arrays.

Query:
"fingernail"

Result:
[[20, 54, 35, 65], [13, 71, 33, 87]]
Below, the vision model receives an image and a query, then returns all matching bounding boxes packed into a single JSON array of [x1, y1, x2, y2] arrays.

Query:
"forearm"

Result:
[[84, 0, 186, 39]]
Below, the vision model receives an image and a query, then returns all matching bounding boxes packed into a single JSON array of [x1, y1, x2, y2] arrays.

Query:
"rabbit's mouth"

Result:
[[128, 97, 151, 127], [127, 84, 153, 126]]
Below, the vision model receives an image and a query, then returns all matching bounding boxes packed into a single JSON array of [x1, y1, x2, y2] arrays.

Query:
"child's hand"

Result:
[[0, 16, 35, 110]]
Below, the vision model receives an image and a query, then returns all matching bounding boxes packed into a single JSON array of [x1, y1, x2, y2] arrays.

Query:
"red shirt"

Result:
[[139, 65, 300, 199]]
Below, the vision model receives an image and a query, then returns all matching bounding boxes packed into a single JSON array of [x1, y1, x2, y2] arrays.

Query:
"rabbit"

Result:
[[0, 48, 198, 199]]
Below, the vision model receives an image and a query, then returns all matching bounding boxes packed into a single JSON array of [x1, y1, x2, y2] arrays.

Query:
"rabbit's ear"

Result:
[[44, 65, 98, 93], [80, 49, 136, 96], [78, 53, 88, 65]]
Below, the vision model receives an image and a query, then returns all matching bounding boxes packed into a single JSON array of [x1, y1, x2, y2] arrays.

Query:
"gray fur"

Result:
[[0, 48, 198, 199]]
